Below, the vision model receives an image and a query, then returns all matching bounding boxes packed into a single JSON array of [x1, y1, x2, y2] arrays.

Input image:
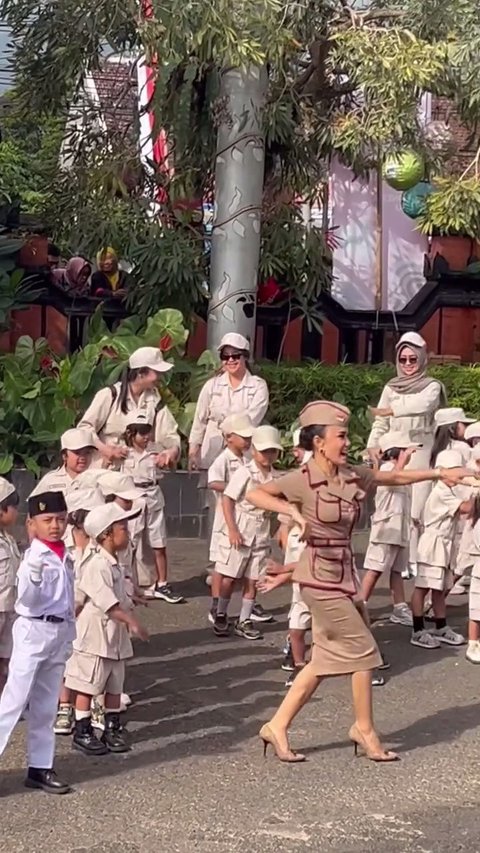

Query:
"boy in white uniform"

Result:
[[0, 479, 20, 694], [213, 425, 282, 640], [65, 504, 149, 756], [207, 413, 253, 623], [411, 449, 472, 649], [0, 491, 74, 794]]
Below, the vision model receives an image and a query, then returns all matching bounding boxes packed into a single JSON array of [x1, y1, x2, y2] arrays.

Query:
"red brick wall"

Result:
[[430, 97, 477, 175]]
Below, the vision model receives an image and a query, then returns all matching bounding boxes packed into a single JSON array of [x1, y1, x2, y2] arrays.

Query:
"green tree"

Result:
[[3, 0, 480, 323]]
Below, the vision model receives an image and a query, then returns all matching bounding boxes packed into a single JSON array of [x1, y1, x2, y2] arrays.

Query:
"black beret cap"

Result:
[[28, 491, 67, 517]]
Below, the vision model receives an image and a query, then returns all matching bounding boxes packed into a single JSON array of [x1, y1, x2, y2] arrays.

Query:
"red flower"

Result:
[[159, 334, 173, 352], [101, 346, 117, 359], [258, 277, 281, 305], [40, 355, 53, 371]]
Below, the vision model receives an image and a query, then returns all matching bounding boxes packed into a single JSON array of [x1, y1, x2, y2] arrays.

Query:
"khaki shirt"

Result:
[[274, 459, 375, 598], [208, 448, 246, 560], [0, 531, 20, 612], [189, 372, 269, 469], [73, 546, 133, 660], [417, 482, 465, 568], [223, 460, 274, 545], [79, 383, 180, 465], [367, 382, 443, 450], [368, 461, 411, 547], [32, 466, 77, 497]]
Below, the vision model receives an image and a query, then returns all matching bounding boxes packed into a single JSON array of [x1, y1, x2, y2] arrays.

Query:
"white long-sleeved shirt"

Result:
[[15, 538, 75, 632], [367, 383, 443, 449]]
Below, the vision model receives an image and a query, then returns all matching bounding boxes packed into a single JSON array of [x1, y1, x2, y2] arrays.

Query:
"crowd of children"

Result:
[[0, 392, 479, 794]]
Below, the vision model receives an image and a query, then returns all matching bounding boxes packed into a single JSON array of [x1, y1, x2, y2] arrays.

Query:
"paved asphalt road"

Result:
[[2, 539, 480, 853]]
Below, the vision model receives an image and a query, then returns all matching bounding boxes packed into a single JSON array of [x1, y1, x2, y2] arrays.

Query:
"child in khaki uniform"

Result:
[[213, 425, 282, 641], [65, 503, 149, 756], [0, 479, 20, 694], [207, 413, 253, 623], [120, 409, 184, 604]]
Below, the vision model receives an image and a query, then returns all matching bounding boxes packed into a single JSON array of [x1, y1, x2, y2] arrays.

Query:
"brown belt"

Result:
[[308, 538, 350, 547]]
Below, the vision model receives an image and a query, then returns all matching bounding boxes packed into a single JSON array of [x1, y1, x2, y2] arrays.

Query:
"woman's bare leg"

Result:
[[267, 662, 322, 751]]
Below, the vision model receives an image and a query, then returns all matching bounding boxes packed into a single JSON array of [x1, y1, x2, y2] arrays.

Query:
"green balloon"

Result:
[[383, 151, 424, 191]]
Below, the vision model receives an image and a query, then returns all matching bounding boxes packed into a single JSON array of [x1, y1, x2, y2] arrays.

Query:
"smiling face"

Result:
[[219, 347, 248, 379], [397, 345, 420, 377], [63, 447, 93, 475], [99, 252, 118, 274], [315, 426, 350, 466]]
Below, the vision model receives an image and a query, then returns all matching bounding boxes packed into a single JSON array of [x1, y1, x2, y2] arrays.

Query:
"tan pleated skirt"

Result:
[[301, 589, 382, 676]]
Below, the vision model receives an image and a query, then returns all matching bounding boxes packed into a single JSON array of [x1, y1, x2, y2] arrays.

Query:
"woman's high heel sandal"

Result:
[[348, 724, 399, 762], [259, 724, 306, 763]]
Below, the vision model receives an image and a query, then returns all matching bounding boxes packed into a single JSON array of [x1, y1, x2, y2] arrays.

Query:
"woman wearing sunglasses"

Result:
[[366, 332, 447, 579], [188, 334, 270, 616]]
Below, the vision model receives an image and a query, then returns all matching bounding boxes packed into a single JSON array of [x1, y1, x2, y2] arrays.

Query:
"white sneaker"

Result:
[[121, 693, 131, 707], [411, 629, 441, 649], [435, 626, 466, 646], [466, 640, 480, 663], [449, 578, 467, 596], [390, 603, 413, 627]]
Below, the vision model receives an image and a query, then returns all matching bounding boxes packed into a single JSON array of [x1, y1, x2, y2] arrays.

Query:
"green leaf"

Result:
[[0, 453, 14, 474]]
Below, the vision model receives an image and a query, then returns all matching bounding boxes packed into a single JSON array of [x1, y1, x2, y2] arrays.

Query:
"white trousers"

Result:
[[0, 616, 73, 769]]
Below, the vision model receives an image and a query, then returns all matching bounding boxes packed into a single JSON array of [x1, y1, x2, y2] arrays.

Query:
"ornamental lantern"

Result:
[[424, 120, 455, 158], [401, 181, 434, 219], [383, 151, 424, 191]]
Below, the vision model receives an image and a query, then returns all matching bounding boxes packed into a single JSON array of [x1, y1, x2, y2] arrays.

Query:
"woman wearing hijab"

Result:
[[366, 332, 446, 574], [90, 247, 129, 299], [52, 257, 92, 294]]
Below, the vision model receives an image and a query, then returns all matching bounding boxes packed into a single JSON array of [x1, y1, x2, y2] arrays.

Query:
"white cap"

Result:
[[0, 478, 15, 503], [396, 332, 427, 350], [465, 422, 480, 441], [435, 449, 463, 469], [125, 408, 154, 428], [292, 429, 301, 447], [435, 407, 475, 428], [61, 428, 96, 451], [66, 487, 104, 513], [217, 333, 250, 353], [252, 425, 283, 452], [83, 503, 140, 539], [128, 346, 173, 373], [220, 413, 254, 437], [378, 432, 422, 452], [97, 471, 143, 501]]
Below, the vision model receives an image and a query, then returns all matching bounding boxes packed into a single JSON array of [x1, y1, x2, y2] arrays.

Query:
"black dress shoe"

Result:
[[73, 717, 108, 756], [25, 767, 72, 795], [101, 712, 130, 753]]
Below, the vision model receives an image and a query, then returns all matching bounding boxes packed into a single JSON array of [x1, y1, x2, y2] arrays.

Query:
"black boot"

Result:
[[24, 767, 72, 795], [101, 712, 130, 753], [73, 716, 108, 756]]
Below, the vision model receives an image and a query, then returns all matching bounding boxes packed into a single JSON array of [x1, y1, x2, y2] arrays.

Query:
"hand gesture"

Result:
[[265, 558, 288, 576], [367, 447, 382, 467], [130, 620, 149, 642], [290, 506, 309, 541], [369, 407, 392, 418], [105, 444, 128, 462], [439, 466, 478, 487], [188, 447, 200, 471], [228, 527, 244, 548], [257, 572, 291, 593]]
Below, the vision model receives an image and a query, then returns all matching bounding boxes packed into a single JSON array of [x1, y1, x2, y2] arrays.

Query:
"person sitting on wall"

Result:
[[52, 257, 92, 296], [90, 247, 129, 300]]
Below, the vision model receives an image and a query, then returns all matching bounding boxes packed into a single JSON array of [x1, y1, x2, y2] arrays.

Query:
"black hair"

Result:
[[117, 367, 155, 414], [430, 424, 459, 466], [67, 508, 89, 529], [298, 425, 326, 451], [104, 494, 116, 503], [380, 447, 404, 462], [468, 494, 480, 528], [123, 423, 152, 447], [48, 242, 60, 256], [0, 490, 19, 513]]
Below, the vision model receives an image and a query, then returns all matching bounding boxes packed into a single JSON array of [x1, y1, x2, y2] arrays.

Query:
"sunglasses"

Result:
[[399, 356, 418, 365], [220, 351, 242, 363]]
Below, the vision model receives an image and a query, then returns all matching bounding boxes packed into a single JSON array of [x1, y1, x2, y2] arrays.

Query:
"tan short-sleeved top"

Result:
[[224, 460, 274, 544], [274, 460, 374, 598], [0, 531, 20, 612], [73, 546, 133, 660], [417, 481, 464, 568]]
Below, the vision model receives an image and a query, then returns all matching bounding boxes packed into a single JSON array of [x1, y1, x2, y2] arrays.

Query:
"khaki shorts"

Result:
[[469, 575, 480, 621], [215, 541, 270, 581], [64, 651, 125, 696], [0, 611, 15, 658], [363, 542, 408, 575], [288, 583, 312, 631], [415, 563, 453, 593]]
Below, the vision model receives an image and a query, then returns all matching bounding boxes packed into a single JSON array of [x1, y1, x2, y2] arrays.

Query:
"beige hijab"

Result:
[[387, 334, 447, 402]]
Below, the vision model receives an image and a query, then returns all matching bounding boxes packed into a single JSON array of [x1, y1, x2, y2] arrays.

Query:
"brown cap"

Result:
[[299, 401, 351, 428]]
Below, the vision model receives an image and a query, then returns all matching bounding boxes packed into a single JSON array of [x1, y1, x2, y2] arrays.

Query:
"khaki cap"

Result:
[[66, 487, 105, 513], [61, 428, 96, 451], [97, 471, 143, 501], [129, 346, 173, 373], [0, 478, 16, 503], [217, 333, 250, 353], [435, 449, 463, 469], [435, 407, 475, 428], [252, 425, 283, 451], [299, 401, 351, 428], [465, 422, 480, 441], [378, 432, 422, 452], [84, 503, 140, 540], [396, 332, 427, 350], [126, 408, 154, 427], [220, 413, 254, 437]]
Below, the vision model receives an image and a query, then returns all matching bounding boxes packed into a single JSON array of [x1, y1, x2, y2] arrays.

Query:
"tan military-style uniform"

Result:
[[121, 448, 167, 550], [79, 383, 180, 467], [274, 442, 381, 676], [33, 465, 78, 497], [0, 531, 20, 658], [215, 459, 273, 581], [363, 460, 410, 577], [64, 546, 133, 696], [415, 482, 465, 592], [207, 448, 247, 563], [189, 372, 269, 470]]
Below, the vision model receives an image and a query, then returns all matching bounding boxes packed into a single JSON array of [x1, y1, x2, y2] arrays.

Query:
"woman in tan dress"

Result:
[[246, 400, 472, 764]]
